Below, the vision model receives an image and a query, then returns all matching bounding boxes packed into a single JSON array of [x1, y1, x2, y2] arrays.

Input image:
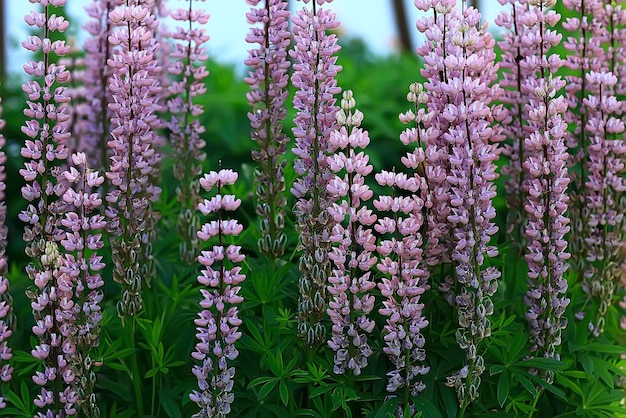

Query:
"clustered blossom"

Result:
[[373, 82, 432, 413], [245, 0, 291, 259], [0, 97, 12, 410], [415, 1, 502, 408], [580, 72, 626, 336], [190, 169, 245, 418], [59, 153, 106, 416], [495, 0, 534, 250], [562, 0, 626, 336], [520, 0, 571, 381], [105, 2, 163, 318], [20, 1, 78, 415], [561, 0, 609, 268], [290, 0, 342, 346], [167, 1, 210, 264], [79, 0, 123, 171], [326, 91, 377, 376]]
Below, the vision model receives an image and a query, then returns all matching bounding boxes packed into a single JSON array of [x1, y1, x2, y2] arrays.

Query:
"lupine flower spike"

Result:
[[561, 0, 607, 270], [245, 0, 291, 260], [0, 96, 12, 410], [416, 0, 503, 408], [563, 0, 626, 336], [60, 153, 106, 416], [190, 168, 246, 418], [326, 91, 377, 376], [521, 0, 571, 383], [20, 1, 78, 415], [291, 0, 342, 346], [80, 0, 123, 171], [106, 2, 163, 318], [496, 0, 534, 251], [374, 86, 432, 416], [167, 0, 210, 264]]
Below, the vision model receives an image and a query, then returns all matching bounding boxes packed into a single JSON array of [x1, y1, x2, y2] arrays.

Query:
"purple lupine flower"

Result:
[[580, 71, 626, 336], [496, 0, 535, 251], [326, 91, 377, 376], [561, 0, 608, 271], [106, 3, 163, 318], [20, 1, 79, 415], [245, 0, 291, 259], [0, 96, 13, 411], [374, 83, 432, 412], [60, 152, 106, 416], [79, 0, 123, 171], [416, 1, 502, 407], [562, 0, 626, 336], [414, 0, 456, 268], [290, 0, 342, 346], [167, 2, 210, 264], [520, 0, 571, 382], [190, 168, 245, 418]]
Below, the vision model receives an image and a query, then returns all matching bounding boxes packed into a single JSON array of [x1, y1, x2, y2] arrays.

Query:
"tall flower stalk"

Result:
[[190, 168, 246, 418], [245, 0, 291, 260], [579, 72, 625, 335], [59, 153, 106, 416], [290, 0, 342, 346], [20, 1, 78, 414], [167, 0, 210, 264], [496, 0, 533, 252], [80, 0, 122, 171], [521, 0, 570, 382], [416, 1, 502, 409], [326, 91, 377, 376], [106, 2, 163, 318], [0, 96, 12, 410], [562, 0, 626, 336], [374, 82, 433, 413], [561, 0, 607, 271]]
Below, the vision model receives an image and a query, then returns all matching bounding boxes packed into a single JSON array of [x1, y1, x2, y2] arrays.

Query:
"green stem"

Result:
[[127, 318, 144, 416], [526, 388, 544, 418]]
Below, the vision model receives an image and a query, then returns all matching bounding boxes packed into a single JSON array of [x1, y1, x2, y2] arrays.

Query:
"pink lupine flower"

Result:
[[79, 0, 124, 170], [373, 82, 432, 413], [496, 0, 535, 250], [562, 0, 626, 337], [290, 0, 342, 346], [0, 96, 12, 411], [520, 0, 571, 382], [59, 152, 106, 416], [168, 1, 210, 264], [191, 168, 245, 418], [580, 71, 626, 336], [106, 2, 163, 318], [20, 1, 81, 415], [326, 91, 377, 376], [561, 0, 608, 270], [245, 0, 291, 259], [416, 1, 502, 408]]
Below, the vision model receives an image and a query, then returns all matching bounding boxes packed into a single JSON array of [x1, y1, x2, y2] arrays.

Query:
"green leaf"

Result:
[[158, 389, 182, 418], [555, 374, 583, 396], [514, 357, 564, 370], [497, 369, 510, 407], [413, 399, 442, 418], [579, 353, 594, 376], [577, 343, 626, 355], [279, 381, 289, 406], [258, 380, 278, 400]]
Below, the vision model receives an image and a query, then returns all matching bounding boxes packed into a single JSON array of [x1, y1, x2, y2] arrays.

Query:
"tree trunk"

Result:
[[392, 0, 412, 53]]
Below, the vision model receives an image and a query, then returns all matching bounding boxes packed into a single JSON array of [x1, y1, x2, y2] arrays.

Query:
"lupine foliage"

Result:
[[0, 0, 624, 417]]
